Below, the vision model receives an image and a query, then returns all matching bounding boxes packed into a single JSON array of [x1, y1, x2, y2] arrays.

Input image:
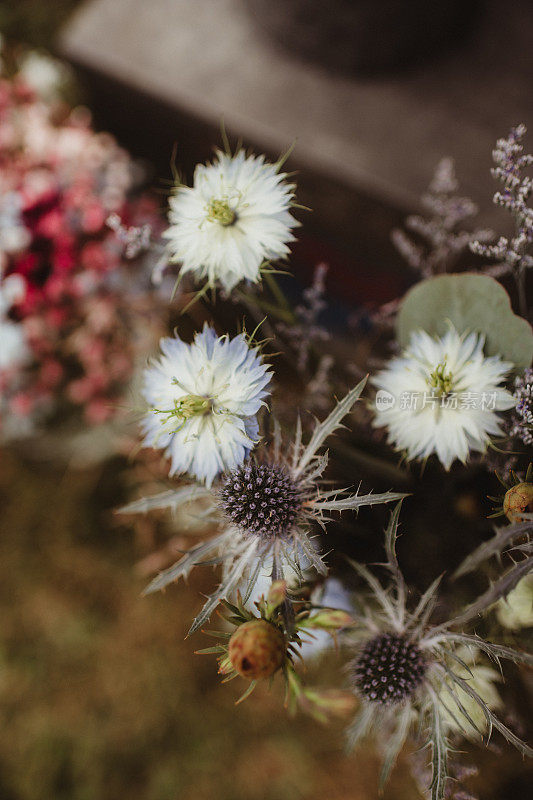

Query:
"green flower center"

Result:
[[428, 361, 454, 396], [154, 394, 213, 430], [207, 198, 236, 226]]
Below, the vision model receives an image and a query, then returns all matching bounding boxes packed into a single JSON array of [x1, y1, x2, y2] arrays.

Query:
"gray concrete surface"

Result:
[[60, 0, 533, 225]]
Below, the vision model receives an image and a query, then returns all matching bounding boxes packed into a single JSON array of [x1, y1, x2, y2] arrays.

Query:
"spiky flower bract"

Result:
[[141, 324, 272, 486], [197, 580, 355, 720], [163, 149, 298, 293], [373, 325, 514, 469], [343, 502, 532, 799], [121, 378, 405, 634]]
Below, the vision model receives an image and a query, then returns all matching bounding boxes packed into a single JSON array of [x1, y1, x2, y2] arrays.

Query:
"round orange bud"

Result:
[[503, 482, 533, 523], [228, 620, 286, 679]]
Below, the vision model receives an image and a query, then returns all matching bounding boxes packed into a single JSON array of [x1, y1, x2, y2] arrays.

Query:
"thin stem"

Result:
[[263, 271, 297, 323]]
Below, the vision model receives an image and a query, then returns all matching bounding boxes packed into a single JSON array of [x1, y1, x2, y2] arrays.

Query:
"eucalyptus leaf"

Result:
[[396, 274, 533, 369]]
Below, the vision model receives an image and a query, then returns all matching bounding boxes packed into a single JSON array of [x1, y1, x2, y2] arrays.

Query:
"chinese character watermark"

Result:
[[375, 391, 498, 411]]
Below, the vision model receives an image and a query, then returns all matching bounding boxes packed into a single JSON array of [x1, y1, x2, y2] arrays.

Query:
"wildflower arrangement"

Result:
[[112, 117, 533, 799], [2, 51, 532, 797], [343, 501, 532, 797]]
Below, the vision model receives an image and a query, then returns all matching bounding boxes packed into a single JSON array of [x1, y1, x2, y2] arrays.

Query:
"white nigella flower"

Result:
[[343, 502, 532, 799], [0, 273, 28, 372], [163, 149, 298, 292], [373, 325, 515, 470], [141, 325, 272, 486], [122, 378, 404, 634]]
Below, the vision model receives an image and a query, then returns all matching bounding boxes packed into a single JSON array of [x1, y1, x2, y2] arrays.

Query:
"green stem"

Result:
[[263, 271, 297, 323]]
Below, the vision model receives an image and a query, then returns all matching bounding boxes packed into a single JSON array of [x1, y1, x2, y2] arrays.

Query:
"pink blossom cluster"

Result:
[[0, 72, 160, 433]]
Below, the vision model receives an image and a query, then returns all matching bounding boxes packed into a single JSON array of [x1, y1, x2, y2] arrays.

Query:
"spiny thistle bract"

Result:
[[343, 501, 533, 799], [196, 580, 355, 720], [120, 377, 406, 635]]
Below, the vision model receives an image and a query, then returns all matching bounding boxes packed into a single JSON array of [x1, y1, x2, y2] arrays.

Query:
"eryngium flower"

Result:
[[344, 502, 532, 799], [351, 632, 426, 706], [163, 149, 298, 292], [141, 325, 271, 486], [121, 378, 404, 634], [219, 462, 302, 538], [372, 325, 514, 469]]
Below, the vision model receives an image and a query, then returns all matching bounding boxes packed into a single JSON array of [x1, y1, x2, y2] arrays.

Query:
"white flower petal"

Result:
[[373, 326, 514, 470], [162, 150, 298, 292], [141, 325, 271, 484]]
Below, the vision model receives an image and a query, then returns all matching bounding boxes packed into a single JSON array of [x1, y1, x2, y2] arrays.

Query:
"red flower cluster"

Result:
[[0, 71, 160, 434]]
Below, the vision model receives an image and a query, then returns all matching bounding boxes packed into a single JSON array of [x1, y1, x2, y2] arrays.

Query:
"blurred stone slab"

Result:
[[60, 0, 533, 224]]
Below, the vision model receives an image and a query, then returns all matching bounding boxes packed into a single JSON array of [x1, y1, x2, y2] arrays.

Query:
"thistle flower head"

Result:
[[372, 325, 514, 469], [122, 377, 405, 635], [163, 149, 299, 293], [343, 502, 533, 798], [141, 324, 272, 486], [219, 461, 303, 539], [351, 632, 426, 706]]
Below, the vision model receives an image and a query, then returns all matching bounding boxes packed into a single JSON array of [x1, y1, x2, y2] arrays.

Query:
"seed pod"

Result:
[[503, 482, 533, 523], [228, 620, 286, 679]]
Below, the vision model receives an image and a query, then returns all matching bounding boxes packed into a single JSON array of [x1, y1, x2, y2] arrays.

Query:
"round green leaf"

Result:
[[396, 274, 533, 369]]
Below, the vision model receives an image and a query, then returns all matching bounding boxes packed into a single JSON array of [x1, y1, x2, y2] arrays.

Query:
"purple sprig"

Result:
[[508, 367, 533, 446], [470, 125, 533, 318], [392, 157, 492, 278]]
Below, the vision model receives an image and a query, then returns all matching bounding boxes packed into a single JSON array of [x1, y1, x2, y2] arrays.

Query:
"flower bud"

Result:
[[503, 482, 533, 523], [228, 620, 285, 679], [302, 688, 358, 719], [304, 609, 353, 630], [266, 580, 287, 612]]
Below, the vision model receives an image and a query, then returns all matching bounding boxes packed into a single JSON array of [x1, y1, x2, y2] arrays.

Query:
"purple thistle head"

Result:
[[219, 461, 302, 539], [351, 633, 427, 706]]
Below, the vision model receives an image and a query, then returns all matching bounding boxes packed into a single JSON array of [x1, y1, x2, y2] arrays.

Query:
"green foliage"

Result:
[[396, 274, 533, 369]]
